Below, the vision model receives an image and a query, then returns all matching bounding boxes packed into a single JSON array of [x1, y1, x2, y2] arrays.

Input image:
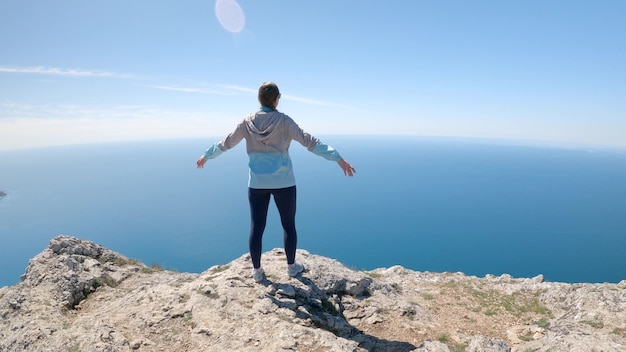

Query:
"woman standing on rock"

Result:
[[196, 81, 356, 283]]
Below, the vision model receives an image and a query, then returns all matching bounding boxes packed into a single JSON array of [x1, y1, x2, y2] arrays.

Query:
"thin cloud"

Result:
[[281, 94, 366, 112], [0, 102, 169, 120], [0, 66, 132, 78], [147, 83, 367, 112], [220, 84, 256, 94], [143, 84, 240, 96]]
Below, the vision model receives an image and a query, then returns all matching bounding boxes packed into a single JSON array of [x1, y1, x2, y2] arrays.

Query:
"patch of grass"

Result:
[[421, 293, 434, 300], [98, 256, 141, 267], [442, 281, 552, 320], [470, 288, 488, 299], [583, 320, 604, 329], [484, 309, 497, 316], [67, 344, 81, 352], [184, 312, 195, 328], [211, 264, 230, 274], [437, 335, 468, 351], [366, 272, 382, 279], [94, 275, 118, 288], [141, 264, 165, 274], [172, 276, 194, 287], [444, 281, 460, 289], [180, 293, 191, 303], [204, 265, 231, 281], [505, 295, 551, 316], [449, 343, 466, 352], [519, 330, 534, 342], [307, 298, 341, 318], [535, 318, 550, 328], [612, 327, 626, 337], [321, 299, 340, 316]]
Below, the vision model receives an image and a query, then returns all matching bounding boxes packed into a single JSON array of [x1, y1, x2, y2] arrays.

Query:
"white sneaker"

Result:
[[252, 267, 265, 283], [287, 262, 304, 277]]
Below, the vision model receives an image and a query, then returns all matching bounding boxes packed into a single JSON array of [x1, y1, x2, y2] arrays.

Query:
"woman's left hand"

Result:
[[196, 156, 207, 169], [338, 158, 356, 177]]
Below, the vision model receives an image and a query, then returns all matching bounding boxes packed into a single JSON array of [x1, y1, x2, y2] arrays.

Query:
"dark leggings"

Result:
[[248, 186, 297, 269]]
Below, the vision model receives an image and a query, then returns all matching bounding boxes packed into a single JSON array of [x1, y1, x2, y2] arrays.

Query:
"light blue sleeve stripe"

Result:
[[203, 143, 224, 159], [311, 142, 342, 161]]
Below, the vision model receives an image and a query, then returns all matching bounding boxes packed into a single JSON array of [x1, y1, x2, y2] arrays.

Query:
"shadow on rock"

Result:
[[263, 273, 416, 352]]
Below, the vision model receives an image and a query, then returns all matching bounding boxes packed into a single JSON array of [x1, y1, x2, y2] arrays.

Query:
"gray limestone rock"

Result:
[[1, 235, 624, 352]]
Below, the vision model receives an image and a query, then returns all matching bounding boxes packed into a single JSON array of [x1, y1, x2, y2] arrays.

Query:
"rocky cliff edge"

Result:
[[1, 235, 624, 352]]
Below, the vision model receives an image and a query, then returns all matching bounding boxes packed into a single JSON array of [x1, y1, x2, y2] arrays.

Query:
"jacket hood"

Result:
[[245, 111, 283, 143]]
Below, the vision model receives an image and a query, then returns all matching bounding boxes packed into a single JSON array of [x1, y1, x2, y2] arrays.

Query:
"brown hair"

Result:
[[258, 81, 280, 109]]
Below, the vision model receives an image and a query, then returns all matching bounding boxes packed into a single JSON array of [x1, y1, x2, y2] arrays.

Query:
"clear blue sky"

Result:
[[1, 0, 625, 150]]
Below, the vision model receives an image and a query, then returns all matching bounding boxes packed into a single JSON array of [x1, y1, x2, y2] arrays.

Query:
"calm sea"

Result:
[[1, 136, 625, 287]]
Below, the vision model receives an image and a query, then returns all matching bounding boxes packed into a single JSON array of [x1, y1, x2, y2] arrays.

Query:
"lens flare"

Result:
[[215, 0, 245, 33]]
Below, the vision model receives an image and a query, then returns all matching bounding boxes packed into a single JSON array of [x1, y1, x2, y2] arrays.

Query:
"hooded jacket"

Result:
[[203, 108, 341, 189]]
